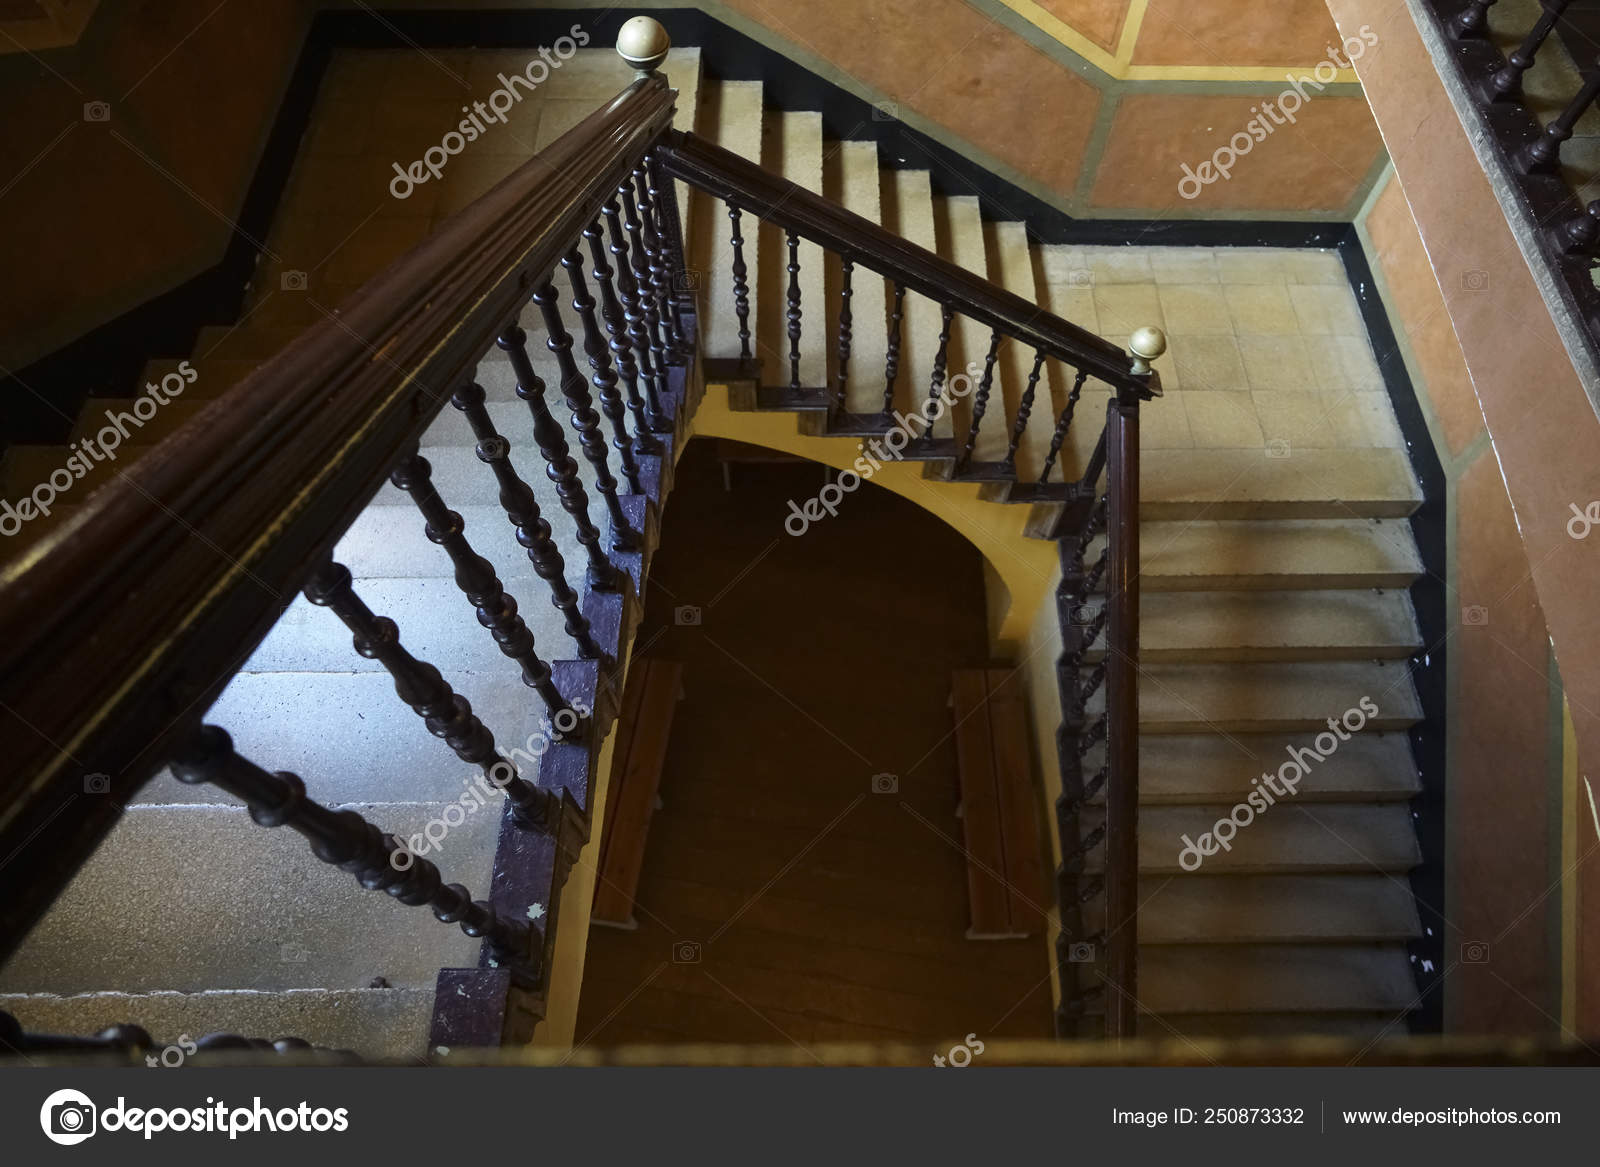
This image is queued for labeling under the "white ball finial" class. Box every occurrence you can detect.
[1128,325,1167,375]
[617,16,670,75]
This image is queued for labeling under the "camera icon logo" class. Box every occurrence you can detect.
[1462,605,1489,627]
[1265,438,1292,459]
[83,101,110,122]
[1067,941,1097,963]
[1461,941,1490,964]
[1070,602,1099,628]
[40,1088,97,1145]
[674,269,702,292]
[871,772,898,795]
[672,940,702,963]
[1461,270,1490,292]
[674,605,702,627]
[83,772,111,794]
[279,941,310,963]
[1067,269,1093,288]
[871,100,900,122]
[281,270,309,292]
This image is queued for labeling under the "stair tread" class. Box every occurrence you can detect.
[831,139,890,417]
[1133,518,1424,589]
[1108,589,1421,662]
[1136,944,1418,1014]
[758,110,826,390]
[1122,732,1420,802]
[984,219,1055,476]
[1133,875,1422,942]
[1140,448,1422,518]
[695,80,764,365]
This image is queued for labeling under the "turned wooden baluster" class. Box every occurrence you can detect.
[1560,197,1600,254]
[1527,61,1600,171]
[922,303,955,426]
[171,725,539,977]
[1039,367,1091,483]
[451,382,605,662]
[603,196,671,433]
[1003,349,1048,473]
[631,167,684,361]
[498,323,622,591]
[646,150,694,331]
[620,181,676,416]
[1489,0,1572,100]
[727,200,753,362]
[535,276,640,553]
[563,244,644,495]
[785,230,805,390]
[957,330,1003,471]
[305,558,569,821]
[832,256,854,415]
[1456,0,1500,37]
[881,282,906,419]
[585,219,662,456]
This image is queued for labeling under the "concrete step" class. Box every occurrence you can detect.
[880,169,941,425]
[139,357,264,399]
[1087,660,1422,732]
[0,987,434,1061]
[1107,588,1422,662]
[1133,876,1422,942]
[0,803,497,996]
[1140,448,1422,519]
[758,110,826,389]
[193,324,311,360]
[693,79,764,366]
[68,395,212,446]
[1137,944,1418,1015]
[985,219,1056,477]
[932,194,988,445]
[827,139,890,417]
[135,668,557,809]
[1082,804,1422,874]
[1130,519,1424,591]
[1125,732,1420,803]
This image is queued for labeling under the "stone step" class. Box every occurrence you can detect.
[0,987,434,1062]
[1129,518,1424,591]
[693,79,764,367]
[68,395,212,446]
[0,803,497,996]
[1123,732,1420,803]
[1095,588,1422,662]
[758,109,826,390]
[1136,944,1418,1015]
[1086,660,1422,732]
[138,357,264,399]
[985,219,1056,477]
[828,139,891,417]
[1140,448,1422,519]
[1082,804,1422,874]
[880,169,941,427]
[1132,876,1422,942]
[932,194,989,446]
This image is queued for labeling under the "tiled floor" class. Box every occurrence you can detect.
[1039,244,1405,457]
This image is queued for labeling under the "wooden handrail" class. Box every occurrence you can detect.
[654,129,1161,397]
[0,72,678,959]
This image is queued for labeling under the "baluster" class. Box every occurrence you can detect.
[1488,0,1572,101]
[957,330,1003,471]
[620,181,676,420]
[305,559,567,824]
[497,323,622,591]
[832,256,854,415]
[535,277,639,554]
[171,725,539,977]
[786,231,803,390]
[1456,0,1499,37]
[604,197,671,433]
[646,151,694,327]
[1003,349,1047,473]
[451,382,606,662]
[922,303,955,426]
[632,167,684,361]
[881,282,906,419]
[1526,64,1600,171]
[1560,197,1600,254]
[584,219,662,456]
[1039,368,1090,483]
[563,244,644,495]
[727,201,753,362]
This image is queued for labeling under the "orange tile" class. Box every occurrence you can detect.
[1089,93,1381,212]
[1035,0,1132,53]
[1133,0,1347,67]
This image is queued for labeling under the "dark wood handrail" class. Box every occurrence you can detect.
[0,73,678,959]
[654,129,1159,396]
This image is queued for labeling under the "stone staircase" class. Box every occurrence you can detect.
[0,46,1429,1051]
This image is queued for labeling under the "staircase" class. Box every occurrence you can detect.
[0,27,1431,1055]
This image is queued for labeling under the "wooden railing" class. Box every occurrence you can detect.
[0,16,1158,1049]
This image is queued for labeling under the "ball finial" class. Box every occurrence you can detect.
[617,16,670,75]
[1128,325,1167,374]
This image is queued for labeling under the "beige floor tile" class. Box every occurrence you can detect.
[320,52,396,104]
[384,52,475,103]
[1093,284,1163,334]
[433,154,524,215]
[1044,284,1098,332]
[321,216,434,285]
[1159,284,1234,334]
[1215,249,1289,284]
[1289,284,1364,335]
[1148,248,1220,284]
[1167,334,1245,393]
[1283,249,1347,285]
[1182,391,1264,448]
[1304,335,1387,392]
[1252,391,1340,448]
[1237,334,1316,391]
[1322,392,1406,448]
[534,98,599,150]
[1142,390,1195,449]
[1084,247,1153,284]
[1225,284,1299,335]
[1038,245,1090,286]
